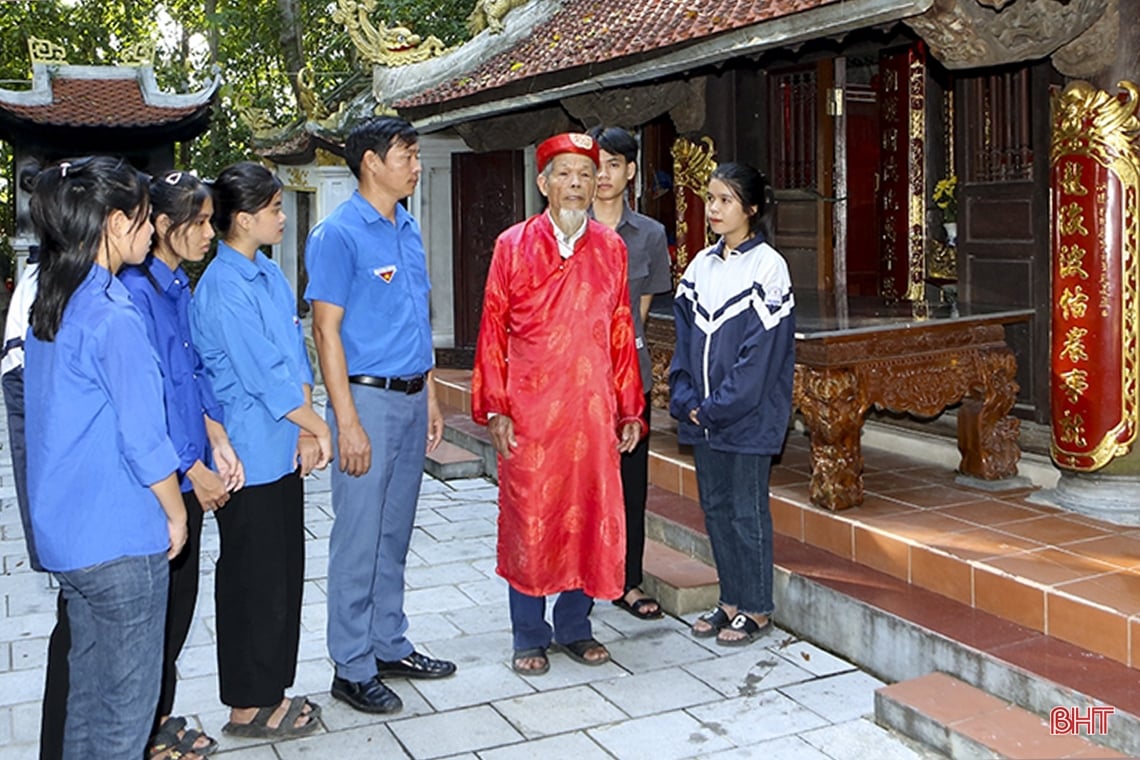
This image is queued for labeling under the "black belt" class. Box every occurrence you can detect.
[348,374,426,394]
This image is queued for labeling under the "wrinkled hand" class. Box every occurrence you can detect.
[167,517,188,560]
[338,421,372,477]
[488,415,517,459]
[212,439,245,493]
[187,460,230,511]
[617,421,642,453]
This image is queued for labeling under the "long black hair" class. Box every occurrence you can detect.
[709,162,773,239]
[211,161,282,237]
[29,156,149,341]
[137,170,212,293]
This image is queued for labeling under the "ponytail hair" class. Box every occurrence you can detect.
[211,162,282,237]
[136,170,212,293]
[29,156,149,341]
[709,162,772,238]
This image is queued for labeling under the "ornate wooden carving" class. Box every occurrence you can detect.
[1049,80,1140,471]
[670,136,717,276]
[905,0,1111,70]
[792,318,1025,510]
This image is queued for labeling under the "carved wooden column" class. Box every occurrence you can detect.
[670,137,716,278]
[1046,80,1140,523]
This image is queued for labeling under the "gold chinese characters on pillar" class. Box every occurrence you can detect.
[1050,81,1140,470]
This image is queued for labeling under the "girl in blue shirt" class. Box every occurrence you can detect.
[121,171,247,758]
[190,162,331,739]
[25,156,186,758]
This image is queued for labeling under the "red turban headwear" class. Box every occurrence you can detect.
[535,133,600,173]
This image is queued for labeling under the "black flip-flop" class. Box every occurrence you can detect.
[690,607,732,638]
[716,613,772,647]
[557,638,611,666]
[613,594,664,620]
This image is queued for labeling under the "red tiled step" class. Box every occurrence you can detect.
[876,672,1126,759]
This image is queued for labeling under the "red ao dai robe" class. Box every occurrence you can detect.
[472,214,645,600]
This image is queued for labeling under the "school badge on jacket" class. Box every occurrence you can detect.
[374,265,397,283]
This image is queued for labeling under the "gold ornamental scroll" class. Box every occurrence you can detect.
[670,136,717,280]
[1050,80,1140,471]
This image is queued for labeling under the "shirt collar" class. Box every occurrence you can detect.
[350,190,414,229]
[145,255,186,293]
[712,233,765,258]
[216,240,263,281]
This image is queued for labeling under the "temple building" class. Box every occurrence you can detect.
[0,37,220,270]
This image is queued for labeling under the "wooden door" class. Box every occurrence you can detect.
[956,63,1054,421]
[451,150,525,349]
[768,61,835,294]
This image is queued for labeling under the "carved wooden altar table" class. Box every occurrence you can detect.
[792,296,1034,511]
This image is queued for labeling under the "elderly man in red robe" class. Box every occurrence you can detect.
[472,132,646,675]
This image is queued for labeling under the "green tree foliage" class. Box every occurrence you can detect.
[0,0,473,259]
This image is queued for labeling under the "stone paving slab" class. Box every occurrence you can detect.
[0,402,938,760]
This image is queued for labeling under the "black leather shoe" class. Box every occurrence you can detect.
[376,650,457,680]
[330,675,402,714]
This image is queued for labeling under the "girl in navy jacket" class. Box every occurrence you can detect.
[670,162,795,646]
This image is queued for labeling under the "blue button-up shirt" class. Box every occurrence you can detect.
[121,257,224,493]
[190,242,313,486]
[26,266,179,572]
[304,192,433,377]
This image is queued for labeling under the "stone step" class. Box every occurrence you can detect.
[778,536,1140,759]
[440,410,498,482]
[424,439,484,481]
[641,538,719,616]
[875,672,1126,759]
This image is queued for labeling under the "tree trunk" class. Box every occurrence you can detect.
[277,0,306,108]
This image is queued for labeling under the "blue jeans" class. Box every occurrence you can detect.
[327,384,426,681]
[508,586,594,651]
[692,445,775,616]
[57,552,168,759]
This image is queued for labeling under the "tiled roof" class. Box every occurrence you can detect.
[396,0,838,108]
[0,76,203,128]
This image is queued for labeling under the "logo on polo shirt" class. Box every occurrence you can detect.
[373,265,397,283]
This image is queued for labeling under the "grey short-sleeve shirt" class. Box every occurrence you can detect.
[614,206,673,390]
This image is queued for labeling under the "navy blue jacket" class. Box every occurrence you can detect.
[669,236,795,455]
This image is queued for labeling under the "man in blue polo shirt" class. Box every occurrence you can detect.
[306,117,455,714]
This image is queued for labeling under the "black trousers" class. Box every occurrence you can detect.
[619,392,652,594]
[159,491,203,717]
[39,490,206,757]
[40,592,68,760]
[214,471,305,708]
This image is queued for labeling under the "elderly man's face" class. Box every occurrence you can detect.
[537,153,597,215]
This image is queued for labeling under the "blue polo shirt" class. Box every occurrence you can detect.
[304,192,433,377]
[190,242,313,486]
[25,266,179,572]
[121,257,225,493]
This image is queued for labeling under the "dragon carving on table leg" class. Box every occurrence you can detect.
[793,366,869,510]
[958,348,1021,479]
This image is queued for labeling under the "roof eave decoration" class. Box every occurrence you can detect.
[0,63,221,110]
[332,0,450,67]
[370,0,562,112]
[467,0,530,35]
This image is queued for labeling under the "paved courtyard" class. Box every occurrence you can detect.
[0,405,937,759]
